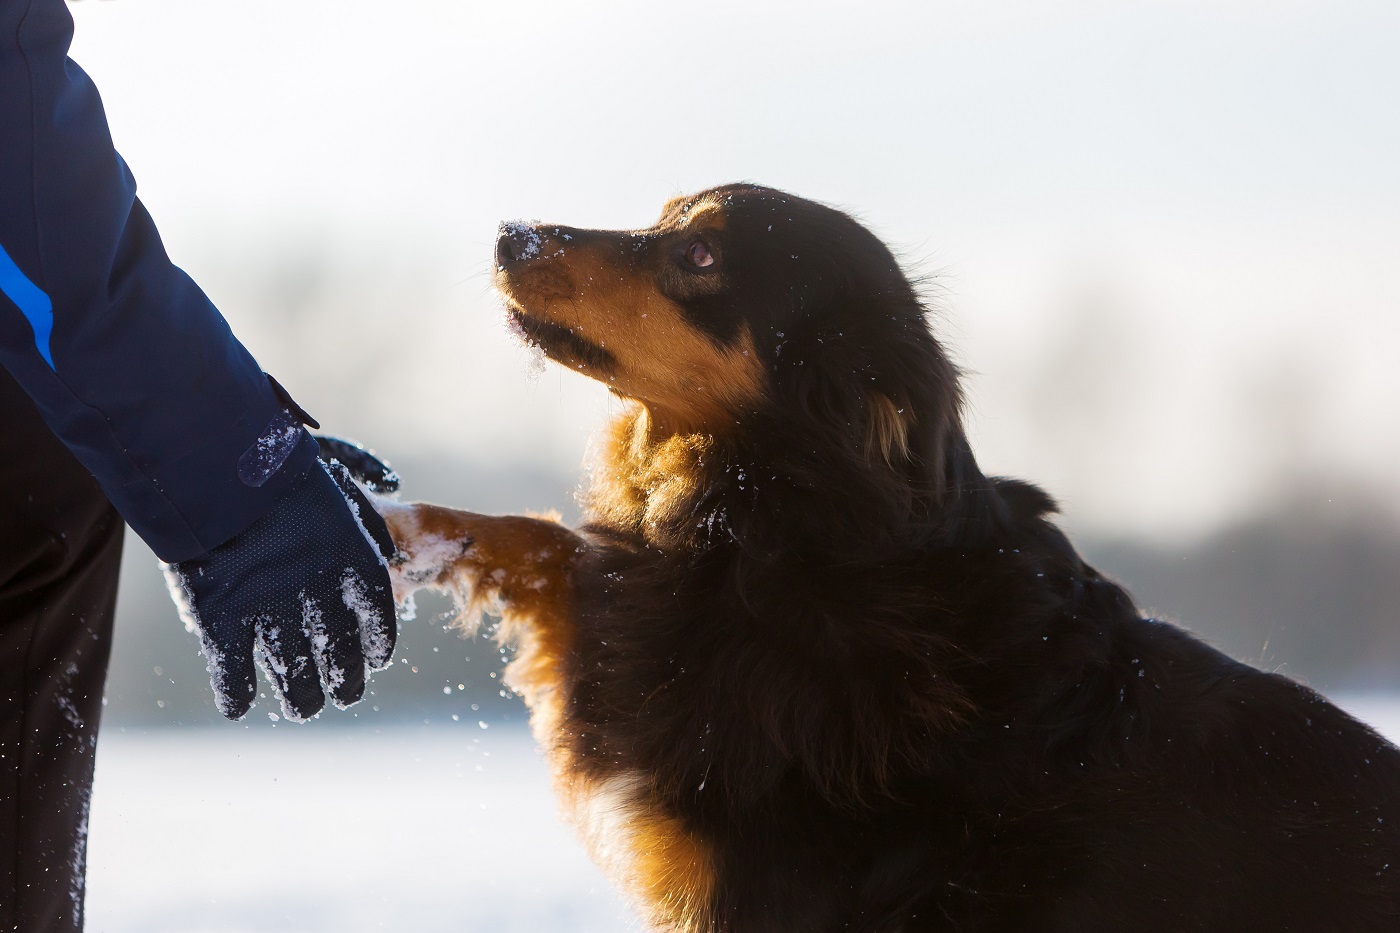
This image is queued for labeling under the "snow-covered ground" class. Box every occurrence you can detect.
[85,725,638,932]
[86,697,1400,932]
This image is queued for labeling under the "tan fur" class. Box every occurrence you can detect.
[656,192,729,231]
[382,500,715,931]
[566,771,715,933]
[497,202,762,434]
[377,194,781,929]
[380,506,580,727]
[866,392,911,467]
[585,405,715,545]
[502,274,762,432]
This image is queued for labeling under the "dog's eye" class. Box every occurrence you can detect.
[685,240,716,268]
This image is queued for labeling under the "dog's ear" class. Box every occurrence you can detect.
[864,358,963,503]
[864,392,912,469]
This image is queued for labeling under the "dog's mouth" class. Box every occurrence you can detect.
[506,305,618,377]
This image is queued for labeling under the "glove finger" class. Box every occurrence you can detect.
[305,594,367,709]
[164,562,258,720]
[202,617,258,721]
[205,624,257,720]
[341,565,398,674]
[313,436,400,493]
[254,613,326,722]
[324,460,398,564]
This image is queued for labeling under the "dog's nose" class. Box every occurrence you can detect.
[496,222,543,269]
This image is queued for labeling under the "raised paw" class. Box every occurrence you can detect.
[366,498,585,623]
[369,498,475,603]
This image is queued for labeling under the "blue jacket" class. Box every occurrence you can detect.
[0,0,319,562]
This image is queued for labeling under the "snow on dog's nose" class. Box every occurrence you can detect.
[495,221,543,269]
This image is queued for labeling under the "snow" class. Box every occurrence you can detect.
[159,562,201,637]
[83,699,1400,930]
[522,343,549,381]
[252,621,308,724]
[71,786,94,920]
[85,726,638,932]
[499,220,542,262]
[303,597,344,697]
[499,304,550,381]
[162,562,248,720]
[332,461,395,576]
[237,411,304,488]
[340,570,393,673]
[368,494,472,605]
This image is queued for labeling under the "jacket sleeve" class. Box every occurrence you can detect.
[0,0,321,563]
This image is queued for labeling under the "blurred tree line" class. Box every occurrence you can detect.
[1081,490,1400,692]
[103,462,1400,729]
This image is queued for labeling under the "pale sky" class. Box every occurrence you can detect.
[67,0,1400,541]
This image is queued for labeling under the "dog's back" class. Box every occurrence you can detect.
[566,468,1400,931]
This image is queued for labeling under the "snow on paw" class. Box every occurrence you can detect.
[368,496,477,603]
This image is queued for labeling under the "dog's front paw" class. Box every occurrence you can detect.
[391,533,474,588]
[368,497,474,604]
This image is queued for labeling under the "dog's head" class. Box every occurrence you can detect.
[495,184,970,513]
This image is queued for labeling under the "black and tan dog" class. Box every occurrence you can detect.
[379,185,1400,932]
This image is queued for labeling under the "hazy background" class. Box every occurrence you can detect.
[55,0,1400,926]
[66,0,1400,720]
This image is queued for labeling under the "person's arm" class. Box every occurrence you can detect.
[0,0,397,721]
[0,0,318,562]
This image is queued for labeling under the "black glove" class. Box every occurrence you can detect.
[313,435,400,493]
[163,457,397,721]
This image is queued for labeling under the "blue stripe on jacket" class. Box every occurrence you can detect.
[0,242,55,368]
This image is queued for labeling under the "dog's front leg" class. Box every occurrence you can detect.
[372,499,586,712]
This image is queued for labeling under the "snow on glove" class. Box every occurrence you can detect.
[163,458,398,721]
[313,435,400,493]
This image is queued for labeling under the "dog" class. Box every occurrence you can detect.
[376,184,1400,931]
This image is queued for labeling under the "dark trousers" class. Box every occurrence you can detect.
[0,366,121,932]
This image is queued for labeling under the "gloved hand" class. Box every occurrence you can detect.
[163,455,398,721]
[313,435,400,493]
